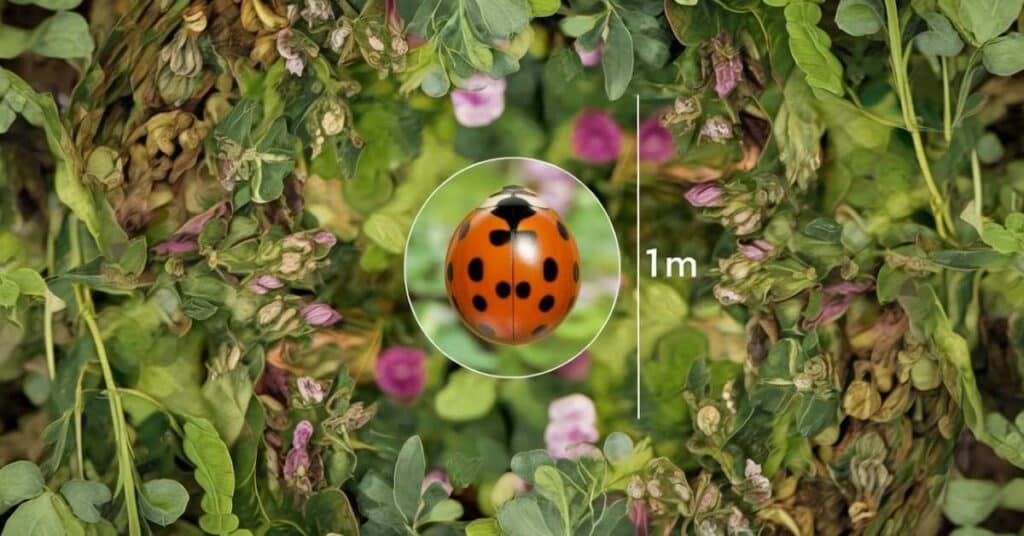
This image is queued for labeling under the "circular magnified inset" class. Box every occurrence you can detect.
[405,157,620,378]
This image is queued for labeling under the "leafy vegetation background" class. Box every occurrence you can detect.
[0,0,1023,535]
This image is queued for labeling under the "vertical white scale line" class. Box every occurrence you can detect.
[635,94,641,420]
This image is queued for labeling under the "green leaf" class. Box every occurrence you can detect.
[59,480,111,524]
[835,0,883,36]
[138,479,188,527]
[785,2,844,95]
[305,489,361,535]
[983,32,1024,75]
[467,519,502,536]
[29,12,94,60]
[532,465,571,530]
[435,369,497,421]
[510,450,554,486]
[6,268,46,296]
[419,498,464,524]
[1,493,64,536]
[473,0,530,38]
[496,497,557,536]
[528,0,560,16]
[561,14,601,37]
[916,12,965,56]
[796,395,837,437]
[602,12,634,100]
[393,435,426,523]
[959,0,1023,44]
[0,461,45,514]
[0,25,32,59]
[943,478,1002,526]
[183,418,239,534]
[602,432,634,462]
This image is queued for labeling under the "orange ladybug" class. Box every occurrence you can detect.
[444,185,581,345]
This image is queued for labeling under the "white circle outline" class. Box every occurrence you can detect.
[403,156,623,380]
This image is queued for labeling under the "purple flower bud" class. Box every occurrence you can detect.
[422,469,454,496]
[249,274,284,295]
[313,230,337,248]
[451,74,507,127]
[574,40,603,67]
[638,115,675,164]
[802,280,874,330]
[556,352,591,382]
[712,35,743,98]
[153,237,198,255]
[700,115,733,142]
[739,239,774,261]
[297,377,325,403]
[277,29,305,77]
[283,448,309,478]
[572,109,623,164]
[629,500,650,536]
[684,182,725,207]
[545,394,599,460]
[375,346,426,401]
[153,202,230,255]
[292,420,314,449]
[301,303,343,327]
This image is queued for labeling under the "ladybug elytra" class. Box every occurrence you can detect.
[444,185,581,345]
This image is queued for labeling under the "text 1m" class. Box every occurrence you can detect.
[646,248,698,278]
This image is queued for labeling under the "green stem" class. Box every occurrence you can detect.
[44,202,59,381]
[69,218,142,536]
[942,57,952,145]
[884,0,956,242]
[971,149,983,224]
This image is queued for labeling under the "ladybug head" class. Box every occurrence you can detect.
[481,184,548,210]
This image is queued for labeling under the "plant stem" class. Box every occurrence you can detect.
[44,200,59,380]
[942,57,952,145]
[69,217,142,536]
[971,149,983,224]
[884,0,956,242]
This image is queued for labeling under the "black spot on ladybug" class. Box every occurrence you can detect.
[447,262,453,282]
[543,258,558,282]
[573,262,579,281]
[515,282,531,299]
[491,196,536,231]
[489,230,511,246]
[478,323,496,337]
[539,295,555,312]
[468,258,484,282]
[557,221,569,240]
[496,281,511,298]
[472,295,487,312]
[458,221,470,240]
[532,324,547,336]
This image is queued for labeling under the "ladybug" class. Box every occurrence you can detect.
[444,185,581,345]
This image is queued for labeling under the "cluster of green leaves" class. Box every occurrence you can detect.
[0,0,93,61]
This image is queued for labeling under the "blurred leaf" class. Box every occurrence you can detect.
[59,480,111,524]
[393,436,426,523]
[435,370,497,421]
[183,418,239,534]
[0,461,45,514]
[835,0,883,36]
[138,479,188,527]
[983,32,1024,75]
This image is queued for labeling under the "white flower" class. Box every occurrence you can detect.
[450,74,507,127]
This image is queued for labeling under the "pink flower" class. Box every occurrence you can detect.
[153,201,229,255]
[711,34,743,98]
[313,231,337,248]
[684,182,724,207]
[556,352,591,382]
[519,160,577,214]
[451,74,507,127]
[572,109,623,164]
[250,274,284,295]
[284,420,314,478]
[638,115,675,164]
[375,346,426,400]
[301,303,342,327]
[739,239,774,261]
[574,40,603,67]
[544,394,599,460]
[629,500,649,536]
[422,469,454,496]
[277,29,305,76]
[297,377,325,403]
[700,115,733,142]
[802,280,874,330]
